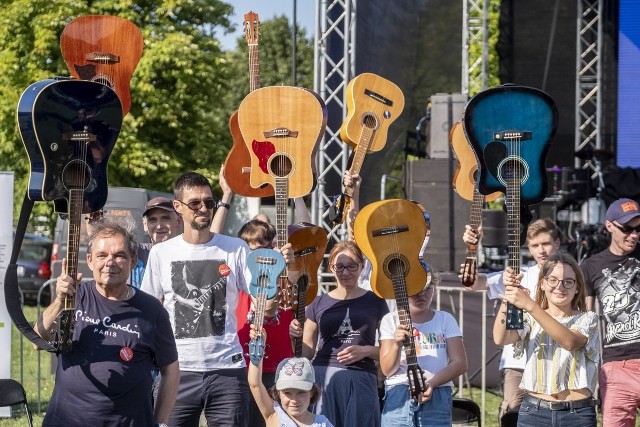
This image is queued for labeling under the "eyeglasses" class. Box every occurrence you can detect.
[176,199,217,211]
[611,222,640,234]
[331,263,360,273]
[545,277,577,290]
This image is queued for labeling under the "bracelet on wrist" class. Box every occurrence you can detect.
[217,201,231,209]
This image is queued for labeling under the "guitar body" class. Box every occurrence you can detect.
[288,222,328,307]
[463,85,558,205]
[61,15,143,116]
[450,121,501,202]
[224,112,274,197]
[237,86,327,198]
[340,73,405,151]
[247,248,286,300]
[17,79,123,214]
[354,199,427,300]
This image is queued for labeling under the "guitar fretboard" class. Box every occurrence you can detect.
[344,118,376,198]
[391,272,420,368]
[248,44,260,92]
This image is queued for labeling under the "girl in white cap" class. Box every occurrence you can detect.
[248,326,334,427]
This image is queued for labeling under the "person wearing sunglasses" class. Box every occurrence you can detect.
[141,171,293,427]
[494,251,600,427]
[581,197,640,426]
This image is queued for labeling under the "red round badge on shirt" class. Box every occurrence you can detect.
[219,263,231,276]
[120,346,133,362]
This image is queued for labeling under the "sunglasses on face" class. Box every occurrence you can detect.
[611,222,640,234]
[176,199,217,211]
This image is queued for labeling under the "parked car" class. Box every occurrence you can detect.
[17,233,53,305]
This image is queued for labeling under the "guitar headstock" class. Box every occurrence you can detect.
[406,364,427,400]
[244,12,260,45]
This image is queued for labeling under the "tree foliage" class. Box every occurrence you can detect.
[0,2,313,233]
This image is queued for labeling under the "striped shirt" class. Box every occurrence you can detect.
[515,310,600,395]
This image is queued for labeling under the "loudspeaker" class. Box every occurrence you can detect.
[428,93,467,159]
[482,209,508,247]
[405,158,470,272]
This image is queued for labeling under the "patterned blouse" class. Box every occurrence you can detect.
[515,310,600,395]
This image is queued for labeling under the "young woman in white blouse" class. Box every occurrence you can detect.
[493,251,600,427]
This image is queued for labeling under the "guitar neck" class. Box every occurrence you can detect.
[467,188,485,257]
[391,274,420,367]
[64,189,84,310]
[248,44,260,92]
[275,177,289,257]
[252,291,268,333]
[293,275,309,357]
[344,127,375,198]
[505,174,523,329]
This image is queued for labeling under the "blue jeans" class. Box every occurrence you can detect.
[517,399,597,427]
[381,384,452,426]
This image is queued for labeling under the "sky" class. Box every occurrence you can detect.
[217,0,316,51]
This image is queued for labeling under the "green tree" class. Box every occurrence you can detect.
[0,2,313,234]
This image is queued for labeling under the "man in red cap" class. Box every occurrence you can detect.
[130,197,182,289]
[581,197,640,427]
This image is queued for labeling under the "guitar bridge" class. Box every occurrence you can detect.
[372,225,409,237]
[263,128,299,138]
[493,131,532,141]
[86,52,120,63]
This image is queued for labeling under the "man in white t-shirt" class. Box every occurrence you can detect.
[462,218,560,422]
[141,172,291,427]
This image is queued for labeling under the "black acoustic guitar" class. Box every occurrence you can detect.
[17,78,122,351]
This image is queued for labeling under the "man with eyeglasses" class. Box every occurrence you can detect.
[581,197,640,427]
[141,171,292,427]
[462,217,561,423]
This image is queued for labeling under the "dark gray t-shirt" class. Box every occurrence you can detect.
[43,282,177,426]
[306,291,388,373]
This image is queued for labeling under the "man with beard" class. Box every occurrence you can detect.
[141,171,291,427]
[581,198,640,427]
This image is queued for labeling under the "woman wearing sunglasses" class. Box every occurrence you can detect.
[493,251,600,427]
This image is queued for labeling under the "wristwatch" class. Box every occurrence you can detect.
[153,423,168,427]
[217,201,231,209]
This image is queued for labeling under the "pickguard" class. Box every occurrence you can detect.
[252,140,276,174]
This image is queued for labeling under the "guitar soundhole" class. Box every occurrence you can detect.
[62,159,91,191]
[92,74,115,88]
[268,153,293,178]
[498,156,529,186]
[384,256,408,278]
[362,113,379,130]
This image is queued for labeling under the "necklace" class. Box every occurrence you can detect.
[124,286,131,300]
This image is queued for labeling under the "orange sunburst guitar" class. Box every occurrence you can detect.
[450,121,501,287]
[328,73,405,225]
[287,222,328,356]
[237,86,327,198]
[354,199,428,400]
[223,12,273,197]
[61,15,143,116]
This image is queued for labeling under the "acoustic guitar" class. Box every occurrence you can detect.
[223,12,274,198]
[61,15,143,116]
[237,86,327,198]
[354,199,428,399]
[329,73,405,225]
[247,248,286,365]
[463,84,558,329]
[17,79,123,351]
[450,121,501,287]
[287,222,328,356]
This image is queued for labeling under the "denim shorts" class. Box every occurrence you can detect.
[517,398,597,427]
[381,384,452,426]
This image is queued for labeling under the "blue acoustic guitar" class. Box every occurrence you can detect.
[17,78,122,351]
[463,84,558,330]
[247,248,286,366]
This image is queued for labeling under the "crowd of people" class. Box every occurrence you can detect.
[32,164,640,426]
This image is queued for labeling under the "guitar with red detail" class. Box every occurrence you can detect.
[60,15,143,116]
[223,12,274,197]
[237,86,327,198]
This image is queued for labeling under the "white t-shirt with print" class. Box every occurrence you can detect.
[379,310,463,388]
[141,233,251,371]
[486,264,540,370]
